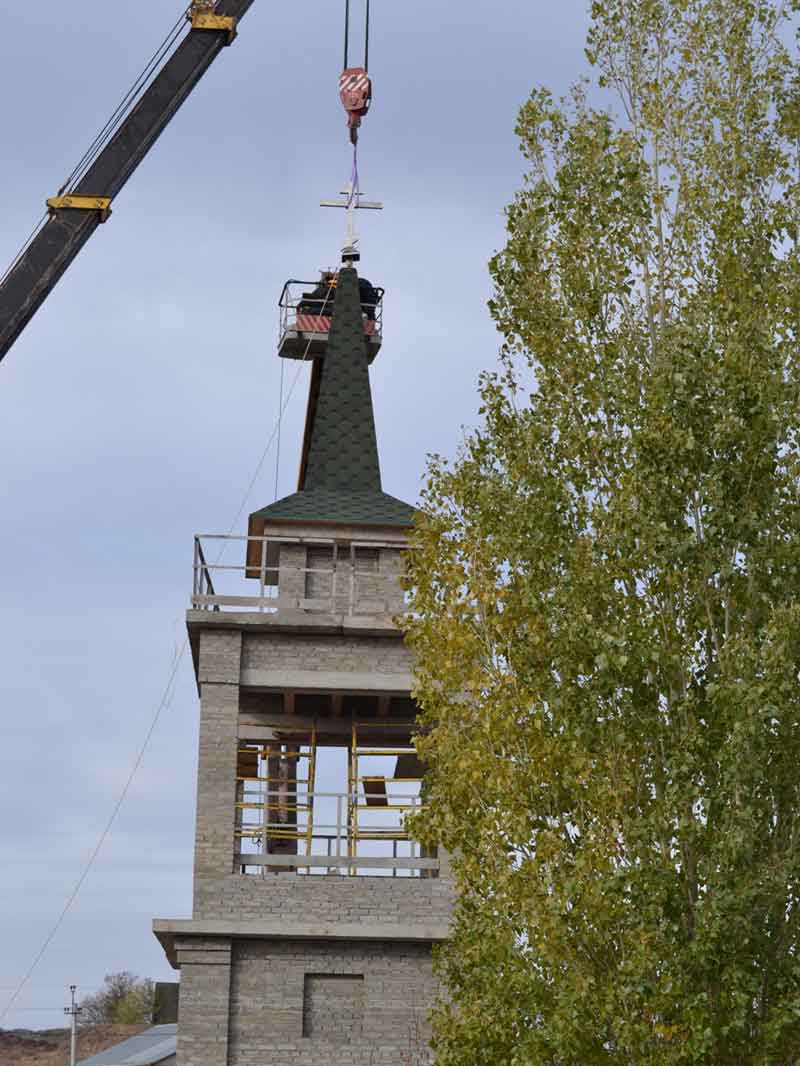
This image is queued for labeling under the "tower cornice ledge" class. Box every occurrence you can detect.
[186,609,404,636]
[186,610,407,685]
[153,917,450,968]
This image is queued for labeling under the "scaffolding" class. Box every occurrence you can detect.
[234,719,429,876]
[235,726,317,868]
[347,721,423,874]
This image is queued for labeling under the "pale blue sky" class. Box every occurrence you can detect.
[0,0,588,1029]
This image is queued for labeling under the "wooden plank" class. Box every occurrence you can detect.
[192,594,273,607]
[362,776,388,807]
[239,723,414,746]
[395,752,425,779]
[234,853,439,870]
[237,748,259,778]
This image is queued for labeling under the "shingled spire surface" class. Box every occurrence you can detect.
[249,267,414,528]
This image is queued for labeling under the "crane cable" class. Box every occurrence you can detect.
[0,5,191,293]
[339,0,372,148]
[2,0,360,1015]
[60,9,189,195]
[0,283,340,1027]
[343,0,370,71]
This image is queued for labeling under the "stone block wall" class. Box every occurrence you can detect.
[278,544,307,603]
[175,938,233,1066]
[274,541,406,617]
[191,626,417,903]
[192,633,241,890]
[240,631,412,680]
[193,870,455,925]
[227,939,436,1066]
[177,609,452,1066]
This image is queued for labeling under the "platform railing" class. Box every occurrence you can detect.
[191,534,404,617]
[278,278,384,345]
[234,789,436,878]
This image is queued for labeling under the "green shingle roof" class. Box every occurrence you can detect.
[250,266,415,529]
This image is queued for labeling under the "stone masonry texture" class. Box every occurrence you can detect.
[193,870,454,925]
[175,938,232,1066]
[169,528,452,1065]
[303,974,365,1041]
[240,632,412,678]
[228,939,435,1066]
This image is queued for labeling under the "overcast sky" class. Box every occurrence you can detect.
[0,0,588,1030]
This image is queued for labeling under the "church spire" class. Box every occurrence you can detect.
[248,264,414,532]
[302,266,382,493]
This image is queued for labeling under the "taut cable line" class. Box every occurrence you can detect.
[0,282,337,1026]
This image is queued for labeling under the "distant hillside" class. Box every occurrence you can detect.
[0,1024,147,1065]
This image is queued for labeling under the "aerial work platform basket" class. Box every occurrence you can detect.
[278,278,383,362]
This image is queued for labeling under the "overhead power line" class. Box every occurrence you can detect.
[0,282,336,1026]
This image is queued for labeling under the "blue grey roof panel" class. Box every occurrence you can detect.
[77,1025,177,1066]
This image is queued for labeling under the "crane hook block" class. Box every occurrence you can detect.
[339,68,372,145]
[47,196,113,223]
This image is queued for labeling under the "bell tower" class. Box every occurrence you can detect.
[154,264,452,1065]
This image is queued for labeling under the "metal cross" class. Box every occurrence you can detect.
[320,183,383,260]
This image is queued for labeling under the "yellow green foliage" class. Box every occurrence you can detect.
[405,2,800,1062]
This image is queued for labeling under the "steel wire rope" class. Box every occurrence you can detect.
[274,357,285,501]
[0,7,189,298]
[343,0,369,69]
[61,9,189,193]
[0,644,185,1027]
[217,279,338,543]
[344,0,350,68]
[364,0,370,71]
[0,277,340,1025]
[0,212,49,289]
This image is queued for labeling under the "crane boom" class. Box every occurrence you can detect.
[0,0,258,363]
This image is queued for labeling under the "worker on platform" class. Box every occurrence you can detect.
[358,277,379,321]
[299,271,337,316]
[298,271,379,321]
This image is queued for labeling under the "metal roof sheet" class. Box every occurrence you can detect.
[77,1025,177,1066]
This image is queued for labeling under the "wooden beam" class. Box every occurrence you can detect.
[362,776,388,807]
[235,853,439,870]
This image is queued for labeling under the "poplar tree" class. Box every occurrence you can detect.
[405,2,800,1062]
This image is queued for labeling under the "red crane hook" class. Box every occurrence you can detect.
[339,68,372,145]
[340,0,371,145]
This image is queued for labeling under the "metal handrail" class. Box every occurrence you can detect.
[235,788,430,878]
[195,537,220,613]
[191,533,408,616]
[277,278,385,309]
[277,278,384,346]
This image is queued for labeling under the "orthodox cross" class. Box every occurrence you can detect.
[320,183,383,260]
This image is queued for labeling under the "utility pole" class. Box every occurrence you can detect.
[64,985,82,1066]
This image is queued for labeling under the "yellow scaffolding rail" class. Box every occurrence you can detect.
[347,721,423,874]
[234,725,317,858]
[234,721,423,872]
